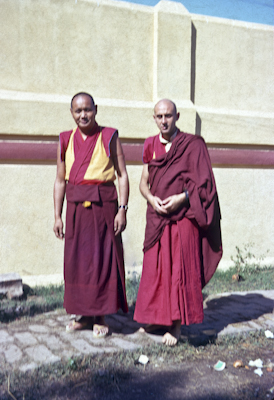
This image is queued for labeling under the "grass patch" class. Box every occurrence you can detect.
[203,265,274,296]
[125,275,140,307]
[0,284,64,323]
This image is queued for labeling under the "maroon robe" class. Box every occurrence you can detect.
[59,125,128,316]
[134,131,222,326]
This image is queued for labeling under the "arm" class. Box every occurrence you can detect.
[139,164,168,215]
[110,135,129,236]
[53,142,66,239]
[139,164,188,215]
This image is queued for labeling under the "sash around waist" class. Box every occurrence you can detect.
[66,182,117,203]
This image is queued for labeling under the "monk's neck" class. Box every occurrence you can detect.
[77,124,99,140]
[161,128,178,142]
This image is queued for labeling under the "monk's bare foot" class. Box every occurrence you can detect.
[162,320,181,346]
[139,324,163,334]
[66,316,93,332]
[93,316,109,338]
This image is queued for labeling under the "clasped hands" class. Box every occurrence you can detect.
[148,193,187,215]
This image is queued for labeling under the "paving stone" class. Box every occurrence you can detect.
[261,320,274,329]
[25,345,61,364]
[77,330,107,344]
[110,337,140,350]
[44,319,59,327]
[28,325,50,333]
[57,315,70,322]
[263,313,274,321]
[19,362,37,372]
[144,333,163,344]
[219,324,251,336]
[14,332,37,346]
[231,322,255,330]
[247,321,264,330]
[126,331,143,340]
[0,330,14,344]
[69,339,104,354]
[36,334,67,350]
[3,344,23,363]
[59,331,76,342]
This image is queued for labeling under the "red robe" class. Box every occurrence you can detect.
[59,125,128,316]
[134,131,222,326]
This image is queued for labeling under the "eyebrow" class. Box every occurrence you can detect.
[156,113,173,117]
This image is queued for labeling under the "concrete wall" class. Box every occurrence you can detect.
[0,0,273,285]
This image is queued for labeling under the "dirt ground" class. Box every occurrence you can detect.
[1,339,274,400]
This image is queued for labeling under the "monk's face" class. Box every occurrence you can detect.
[153,100,179,140]
[70,95,97,133]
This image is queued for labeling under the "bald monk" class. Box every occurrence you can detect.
[53,92,129,336]
[134,99,222,346]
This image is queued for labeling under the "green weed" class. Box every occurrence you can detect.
[230,242,270,274]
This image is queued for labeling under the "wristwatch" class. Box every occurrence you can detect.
[119,205,128,211]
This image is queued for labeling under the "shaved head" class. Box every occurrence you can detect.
[71,92,95,109]
[153,99,179,139]
[154,99,177,116]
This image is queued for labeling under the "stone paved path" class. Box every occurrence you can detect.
[1,290,274,372]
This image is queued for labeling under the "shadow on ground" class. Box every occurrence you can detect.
[106,293,274,348]
[1,363,271,400]
[181,293,274,346]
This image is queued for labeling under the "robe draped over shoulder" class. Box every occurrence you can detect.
[143,131,222,287]
[134,131,222,326]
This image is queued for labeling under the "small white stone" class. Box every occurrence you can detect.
[138,354,149,365]
[254,368,263,377]
[265,330,274,339]
[249,359,263,368]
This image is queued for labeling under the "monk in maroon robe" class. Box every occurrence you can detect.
[53,92,129,336]
[134,99,222,346]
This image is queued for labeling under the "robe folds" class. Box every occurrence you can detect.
[59,125,128,316]
[134,131,222,326]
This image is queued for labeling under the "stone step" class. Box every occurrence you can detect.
[0,273,23,299]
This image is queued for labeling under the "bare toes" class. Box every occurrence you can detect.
[162,332,177,346]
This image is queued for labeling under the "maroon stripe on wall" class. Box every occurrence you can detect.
[0,142,57,161]
[208,148,274,167]
[0,140,274,167]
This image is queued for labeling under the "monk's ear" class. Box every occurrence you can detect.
[94,105,98,115]
[176,112,180,121]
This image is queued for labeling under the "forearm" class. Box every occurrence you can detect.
[139,180,153,204]
[54,180,66,220]
[117,172,129,206]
